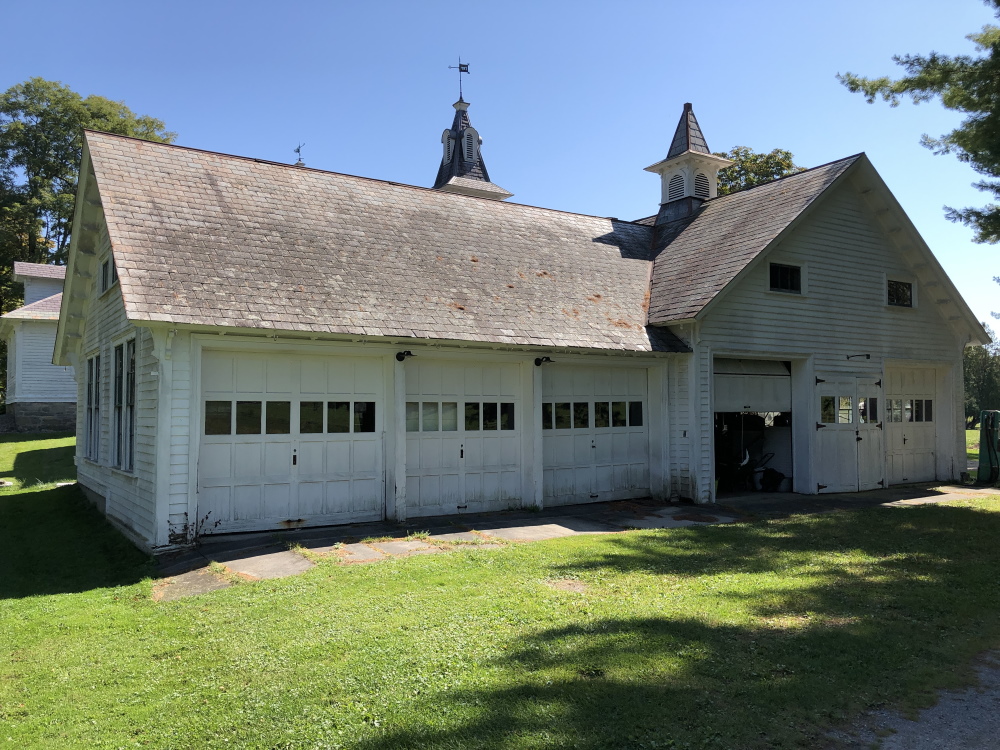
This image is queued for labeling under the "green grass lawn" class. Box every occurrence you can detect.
[3,438,1000,748]
[968,428,981,468]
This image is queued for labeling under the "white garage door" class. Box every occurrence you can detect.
[198,351,385,533]
[885,367,937,484]
[405,361,521,516]
[542,366,649,506]
[713,358,791,412]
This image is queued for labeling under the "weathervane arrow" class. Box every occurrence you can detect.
[448,57,470,99]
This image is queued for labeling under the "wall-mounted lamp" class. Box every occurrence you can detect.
[534,356,553,367]
[846,354,871,360]
[395,351,414,362]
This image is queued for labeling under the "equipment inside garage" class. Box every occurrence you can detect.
[713,359,793,494]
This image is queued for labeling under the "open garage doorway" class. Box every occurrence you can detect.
[713,359,793,495]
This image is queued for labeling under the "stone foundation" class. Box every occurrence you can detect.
[8,401,76,432]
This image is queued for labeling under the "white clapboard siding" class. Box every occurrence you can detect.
[22,277,63,306]
[167,332,193,537]
[75,232,158,547]
[9,322,76,402]
[699,182,958,368]
[667,355,692,498]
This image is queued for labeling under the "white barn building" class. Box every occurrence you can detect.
[55,102,989,552]
[1,263,76,431]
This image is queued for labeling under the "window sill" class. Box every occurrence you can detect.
[766,288,807,298]
[97,280,120,300]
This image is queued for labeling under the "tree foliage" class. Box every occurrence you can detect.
[965,322,1000,427]
[838,1,1000,244]
[0,78,174,311]
[712,146,805,196]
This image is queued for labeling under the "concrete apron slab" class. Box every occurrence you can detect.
[216,550,315,581]
[153,568,232,602]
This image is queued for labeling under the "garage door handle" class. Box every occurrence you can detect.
[903,436,908,445]
[293,450,297,466]
[460,446,464,458]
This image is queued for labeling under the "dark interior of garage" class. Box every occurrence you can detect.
[714,411,793,494]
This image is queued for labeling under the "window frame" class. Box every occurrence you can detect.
[85,352,102,461]
[768,262,804,295]
[886,277,916,308]
[99,256,119,295]
[112,338,136,471]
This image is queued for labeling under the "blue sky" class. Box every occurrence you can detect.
[5,0,997,326]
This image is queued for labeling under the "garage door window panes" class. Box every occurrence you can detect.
[406,402,460,432]
[859,398,878,424]
[205,400,376,434]
[300,402,323,433]
[266,401,291,434]
[236,401,262,434]
[463,402,515,431]
[205,401,232,435]
[887,398,933,422]
[820,395,854,424]
[543,401,643,429]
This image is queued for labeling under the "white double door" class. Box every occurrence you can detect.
[815,376,884,493]
[404,361,522,516]
[542,366,649,505]
[198,351,385,533]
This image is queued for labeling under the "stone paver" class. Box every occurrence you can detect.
[428,531,481,542]
[153,568,231,601]
[218,550,314,580]
[477,523,578,542]
[371,540,440,555]
[338,543,386,562]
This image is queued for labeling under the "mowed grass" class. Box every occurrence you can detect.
[2,438,1000,748]
[968,428,980,468]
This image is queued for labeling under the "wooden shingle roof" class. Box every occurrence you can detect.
[85,131,686,353]
[647,155,861,323]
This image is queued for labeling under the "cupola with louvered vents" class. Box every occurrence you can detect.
[432,98,512,201]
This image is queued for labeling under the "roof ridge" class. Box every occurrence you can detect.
[84,130,648,225]
[706,153,864,202]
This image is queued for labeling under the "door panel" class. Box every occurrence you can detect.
[815,376,884,493]
[885,368,937,484]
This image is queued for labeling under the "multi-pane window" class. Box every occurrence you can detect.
[887,398,933,423]
[100,258,118,293]
[887,280,913,307]
[769,263,801,294]
[542,401,644,429]
[407,401,514,432]
[819,395,854,424]
[85,354,101,460]
[113,340,136,470]
[204,400,377,435]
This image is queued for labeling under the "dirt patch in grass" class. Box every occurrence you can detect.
[546,578,588,593]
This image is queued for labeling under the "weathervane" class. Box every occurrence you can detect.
[448,57,470,100]
[294,142,305,166]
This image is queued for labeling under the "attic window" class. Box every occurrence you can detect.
[887,279,913,307]
[694,172,710,198]
[100,257,118,293]
[769,263,801,294]
[667,174,685,201]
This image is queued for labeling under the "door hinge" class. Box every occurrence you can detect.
[877,421,883,430]
[856,431,863,442]
[875,379,882,387]
[879,479,885,487]
[816,422,826,430]
[815,377,826,385]
[817,483,828,491]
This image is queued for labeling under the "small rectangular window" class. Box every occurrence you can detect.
[573,402,589,429]
[483,402,498,430]
[890,399,903,423]
[266,401,291,434]
[629,401,643,427]
[206,401,232,435]
[442,402,458,431]
[904,399,914,423]
[820,396,836,424]
[612,402,627,427]
[554,402,571,429]
[465,402,480,431]
[422,402,439,431]
[542,402,553,430]
[887,280,913,307]
[500,402,515,431]
[300,401,323,433]
[924,400,933,422]
[354,402,376,433]
[235,401,262,434]
[595,402,610,428]
[327,401,350,433]
[406,402,420,432]
[914,399,924,422]
[859,397,878,424]
[769,263,801,294]
[838,396,853,424]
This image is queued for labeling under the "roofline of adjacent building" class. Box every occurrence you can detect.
[82,130,653,227]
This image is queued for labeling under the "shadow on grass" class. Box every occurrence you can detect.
[353,505,1000,749]
[9,445,76,486]
[0,484,153,599]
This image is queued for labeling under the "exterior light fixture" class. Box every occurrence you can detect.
[534,356,553,367]
[846,354,871,360]
[396,351,414,362]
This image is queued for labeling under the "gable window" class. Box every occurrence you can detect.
[113,340,136,471]
[887,279,913,307]
[769,263,801,294]
[100,257,118,293]
[86,354,101,460]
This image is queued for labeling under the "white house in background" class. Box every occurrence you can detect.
[1,263,76,431]
[54,101,989,552]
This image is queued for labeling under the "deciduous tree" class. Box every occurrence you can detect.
[713,146,804,196]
